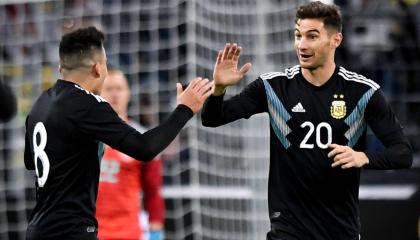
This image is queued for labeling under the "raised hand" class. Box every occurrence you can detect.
[177,77,214,113]
[213,43,252,96]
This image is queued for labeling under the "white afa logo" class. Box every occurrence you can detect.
[330,94,346,119]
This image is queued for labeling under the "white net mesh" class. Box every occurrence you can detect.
[0,0,304,239]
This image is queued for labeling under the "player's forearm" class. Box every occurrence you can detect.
[147,201,165,224]
[201,94,226,127]
[201,94,245,127]
[364,132,413,169]
[202,78,265,127]
[118,104,193,161]
[144,193,165,223]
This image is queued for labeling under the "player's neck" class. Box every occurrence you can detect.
[301,62,336,87]
[61,72,98,93]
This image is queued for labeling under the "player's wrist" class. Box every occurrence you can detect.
[363,152,369,166]
[358,151,369,167]
[213,85,227,96]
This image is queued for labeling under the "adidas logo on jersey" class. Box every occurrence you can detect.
[292,102,306,113]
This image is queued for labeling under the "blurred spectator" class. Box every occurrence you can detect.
[390,0,420,96]
[96,69,165,240]
[390,0,420,64]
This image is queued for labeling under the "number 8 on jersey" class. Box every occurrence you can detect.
[33,122,50,187]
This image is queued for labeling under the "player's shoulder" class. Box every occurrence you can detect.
[259,65,300,81]
[337,66,380,90]
[53,80,107,106]
[57,83,110,119]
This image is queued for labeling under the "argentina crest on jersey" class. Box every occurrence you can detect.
[330,94,346,119]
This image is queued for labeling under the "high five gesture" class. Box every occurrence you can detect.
[213,43,252,96]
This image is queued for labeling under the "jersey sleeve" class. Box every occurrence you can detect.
[141,158,165,224]
[201,78,267,127]
[364,89,413,169]
[73,94,193,161]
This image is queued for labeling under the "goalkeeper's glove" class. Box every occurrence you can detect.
[149,230,164,240]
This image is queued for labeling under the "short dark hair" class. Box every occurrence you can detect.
[295,1,342,33]
[59,26,105,70]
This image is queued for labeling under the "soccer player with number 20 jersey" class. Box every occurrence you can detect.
[201,2,413,240]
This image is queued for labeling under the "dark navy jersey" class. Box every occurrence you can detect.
[201,65,412,240]
[24,79,193,240]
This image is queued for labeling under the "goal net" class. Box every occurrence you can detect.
[0,0,305,239]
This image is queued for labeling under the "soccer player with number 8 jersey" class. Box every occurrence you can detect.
[201,2,413,240]
[24,26,213,239]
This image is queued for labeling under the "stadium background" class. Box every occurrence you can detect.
[0,0,419,239]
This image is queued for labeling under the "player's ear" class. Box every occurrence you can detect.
[332,32,343,49]
[91,63,101,78]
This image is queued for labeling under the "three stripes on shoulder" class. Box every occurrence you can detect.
[260,65,300,80]
[259,65,380,90]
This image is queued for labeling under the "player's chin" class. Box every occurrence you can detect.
[299,61,316,69]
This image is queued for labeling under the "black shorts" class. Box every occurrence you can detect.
[266,220,308,240]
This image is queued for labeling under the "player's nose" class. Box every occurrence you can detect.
[297,39,309,50]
